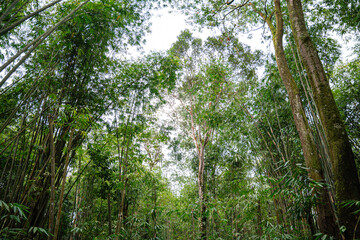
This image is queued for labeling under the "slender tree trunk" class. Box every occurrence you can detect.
[108,192,112,236]
[256,199,262,237]
[286,0,360,237]
[198,146,207,240]
[114,106,133,237]
[188,102,210,240]
[54,128,74,240]
[119,178,127,230]
[48,116,56,240]
[191,209,195,240]
[72,155,82,240]
[251,0,338,237]
[116,133,131,235]
[153,186,157,239]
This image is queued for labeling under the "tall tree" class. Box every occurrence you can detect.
[170,31,228,239]
[286,0,360,237]
[249,0,338,237]
[170,30,260,239]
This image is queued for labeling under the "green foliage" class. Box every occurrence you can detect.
[0,200,50,239]
[332,59,360,167]
[1,0,360,239]
[0,200,28,224]
[321,0,360,33]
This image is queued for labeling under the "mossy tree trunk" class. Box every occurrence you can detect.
[286,0,360,237]
[250,0,338,237]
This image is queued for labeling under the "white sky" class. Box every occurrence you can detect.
[142,7,356,63]
[144,9,187,52]
[142,8,270,56]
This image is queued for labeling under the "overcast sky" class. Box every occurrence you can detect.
[144,8,272,54]
[142,7,355,64]
[145,9,187,52]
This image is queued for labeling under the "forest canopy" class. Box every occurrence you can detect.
[0,0,360,239]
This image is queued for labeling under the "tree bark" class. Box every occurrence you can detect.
[286,0,360,237]
[198,145,207,240]
[48,116,56,240]
[188,102,209,240]
[251,0,338,237]
[108,192,112,236]
[54,128,74,240]
[256,199,262,237]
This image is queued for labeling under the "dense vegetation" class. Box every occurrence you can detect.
[0,0,359,239]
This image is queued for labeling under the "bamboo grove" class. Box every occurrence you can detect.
[0,0,359,239]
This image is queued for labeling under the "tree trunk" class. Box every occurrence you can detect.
[108,192,112,236]
[191,209,195,240]
[188,102,210,240]
[251,0,338,237]
[286,0,360,237]
[54,128,74,240]
[153,182,157,239]
[256,199,262,237]
[114,108,132,237]
[198,146,207,240]
[48,116,56,240]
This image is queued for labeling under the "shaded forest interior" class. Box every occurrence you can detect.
[1,0,360,239]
